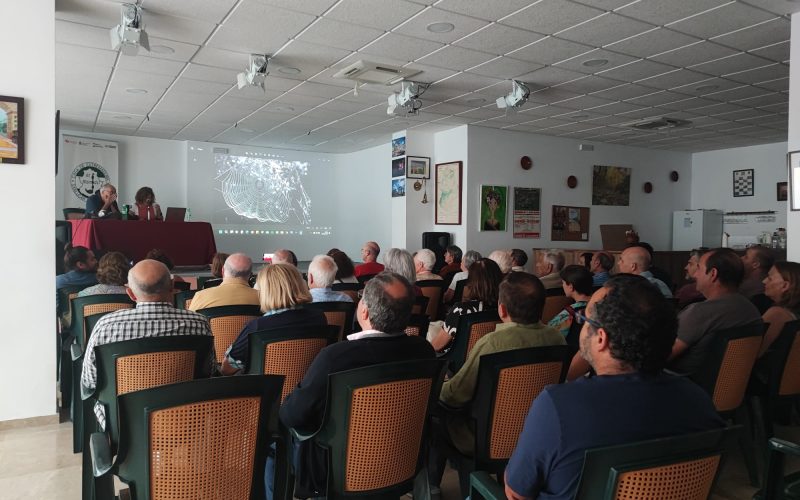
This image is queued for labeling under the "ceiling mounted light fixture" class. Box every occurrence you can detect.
[582,58,608,68]
[110,3,150,56]
[387,81,429,116]
[237,54,269,91]
[496,80,530,109]
[427,22,455,33]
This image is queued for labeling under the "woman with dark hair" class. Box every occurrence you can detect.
[210,252,229,279]
[548,265,593,336]
[429,258,503,352]
[327,249,358,283]
[145,248,186,285]
[78,251,129,296]
[57,244,99,290]
[129,186,163,221]
[759,261,800,356]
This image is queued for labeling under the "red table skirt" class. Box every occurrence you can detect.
[69,219,217,266]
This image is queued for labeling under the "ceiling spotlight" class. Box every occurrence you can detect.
[496,80,530,109]
[237,54,269,91]
[387,81,429,116]
[110,3,150,56]
[427,22,455,33]
[582,58,608,68]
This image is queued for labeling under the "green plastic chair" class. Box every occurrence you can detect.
[289,359,447,500]
[90,375,284,500]
[173,289,196,309]
[405,314,431,337]
[57,284,89,391]
[83,335,215,500]
[195,304,262,364]
[416,279,448,321]
[441,309,501,375]
[302,301,356,341]
[755,437,800,499]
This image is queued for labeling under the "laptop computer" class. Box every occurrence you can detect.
[164,207,187,222]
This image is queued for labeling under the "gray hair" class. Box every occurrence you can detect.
[273,249,297,266]
[100,183,116,194]
[543,249,566,272]
[361,272,414,333]
[415,248,436,271]
[463,250,482,268]
[127,261,172,297]
[488,249,512,273]
[383,248,416,283]
[308,254,337,287]
[223,253,253,279]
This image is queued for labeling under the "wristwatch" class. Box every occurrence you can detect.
[98,210,106,217]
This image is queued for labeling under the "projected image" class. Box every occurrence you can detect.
[215,154,311,224]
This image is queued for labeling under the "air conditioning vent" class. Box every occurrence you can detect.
[625,117,692,130]
[333,60,421,85]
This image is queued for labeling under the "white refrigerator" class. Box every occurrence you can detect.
[672,210,724,251]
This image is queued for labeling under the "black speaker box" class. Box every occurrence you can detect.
[422,232,450,273]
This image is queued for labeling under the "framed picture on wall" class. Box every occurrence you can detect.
[733,168,754,197]
[435,161,462,225]
[777,182,788,202]
[789,151,800,211]
[551,205,590,241]
[0,95,25,164]
[480,185,508,231]
[406,156,430,179]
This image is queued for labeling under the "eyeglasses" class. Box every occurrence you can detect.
[357,289,364,299]
[573,309,602,329]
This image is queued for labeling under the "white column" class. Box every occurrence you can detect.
[788,14,800,261]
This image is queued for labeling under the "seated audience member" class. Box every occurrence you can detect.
[740,244,774,298]
[384,248,423,296]
[590,251,614,287]
[548,265,593,337]
[668,248,762,374]
[759,261,800,356]
[128,186,162,221]
[535,249,565,289]
[579,252,593,270]
[272,248,298,267]
[489,249,513,274]
[636,242,674,292]
[510,249,529,272]
[437,272,565,455]
[307,255,353,303]
[444,250,481,302]
[504,275,724,500]
[414,248,443,281]
[57,244,99,291]
[78,251,129,297]
[80,259,214,422]
[354,241,384,277]
[144,248,186,285]
[675,248,708,309]
[189,253,259,311]
[618,246,672,298]
[439,245,463,279]
[278,272,435,498]
[221,263,326,375]
[327,249,358,283]
[85,183,120,219]
[201,251,229,289]
[429,258,503,353]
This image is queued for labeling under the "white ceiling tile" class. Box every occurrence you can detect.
[587,100,650,115]
[751,41,790,63]
[56,0,120,27]
[297,18,384,52]
[271,40,352,78]
[467,57,543,79]
[626,91,689,107]
[598,59,675,83]
[435,0,533,21]
[635,69,709,90]
[756,77,789,92]
[115,55,186,77]
[110,69,175,93]
[554,75,626,94]
[605,28,700,59]
[140,0,238,24]
[733,93,788,108]
[435,72,506,94]
[554,94,616,110]
[144,37,200,62]
[417,46,496,71]
[292,82,350,99]
[181,64,234,84]
[209,1,316,53]
[590,83,657,101]
[691,53,775,77]
[401,63,459,84]
[705,85,773,102]
[725,63,790,85]
[169,78,233,97]
[670,76,743,96]
[453,24,544,56]
[658,97,719,112]
[519,66,587,87]
[142,10,218,45]
[527,87,582,105]
[192,46,251,70]
[651,41,739,68]
[667,3,777,39]
[558,13,653,47]
[56,20,110,49]
[393,8,490,44]
[711,17,789,52]
[360,33,445,62]
[326,0,425,30]
[253,0,340,15]
[554,48,638,75]
[739,0,800,16]
[616,0,729,25]
[509,36,594,65]
[57,43,117,67]
[502,0,604,35]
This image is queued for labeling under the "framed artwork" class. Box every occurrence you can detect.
[733,168,754,197]
[0,95,25,164]
[391,157,405,178]
[392,136,406,157]
[592,165,631,206]
[513,187,541,238]
[480,185,508,231]
[435,161,462,225]
[789,151,800,211]
[392,178,405,197]
[777,182,788,202]
[552,205,590,241]
[406,156,430,179]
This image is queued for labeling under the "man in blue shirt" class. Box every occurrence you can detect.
[307,254,353,303]
[504,275,723,500]
[589,251,613,287]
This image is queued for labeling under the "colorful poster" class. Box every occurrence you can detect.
[480,185,508,231]
[513,187,541,238]
[392,178,405,197]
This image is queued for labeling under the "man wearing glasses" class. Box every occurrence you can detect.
[504,275,723,500]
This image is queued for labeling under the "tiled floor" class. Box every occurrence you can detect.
[0,417,797,499]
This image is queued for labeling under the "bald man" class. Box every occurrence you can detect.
[189,253,259,310]
[81,259,214,425]
[618,246,672,298]
[354,241,384,278]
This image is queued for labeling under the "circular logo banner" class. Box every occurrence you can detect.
[70,162,109,201]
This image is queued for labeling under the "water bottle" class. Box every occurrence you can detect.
[186,208,191,222]
[121,204,129,220]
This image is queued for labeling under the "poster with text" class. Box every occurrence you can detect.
[63,135,119,208]
[513,187,541,238]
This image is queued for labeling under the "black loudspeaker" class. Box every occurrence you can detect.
[422,232,450,273]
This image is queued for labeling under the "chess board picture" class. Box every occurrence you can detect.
[733,169,754,197]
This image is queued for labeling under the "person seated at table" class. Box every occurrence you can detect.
[428,258,502,353]
[85,183,120,219]
[327,249,359,284]
[272,248,298,266]
[759,261,800,356]
[78,251,129,297]
[128,186,163,221]
[220,263,326,375]
[144,248,187,286]
[200,252,229,289]
[548,265,593,337]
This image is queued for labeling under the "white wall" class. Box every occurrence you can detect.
[465,126,693,256]
[0,0,55,421]
[404,129,436,251]
[788,14,800,261]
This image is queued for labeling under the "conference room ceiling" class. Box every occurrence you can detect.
[56,0,795,153]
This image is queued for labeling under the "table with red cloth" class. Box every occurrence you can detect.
[69,219,217,266]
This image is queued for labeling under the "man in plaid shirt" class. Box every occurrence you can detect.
[80,259,214,428]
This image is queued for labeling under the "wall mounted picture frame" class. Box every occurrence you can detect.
[778,182,788,202]
[406,156,430,179]
[552,205,590,241]
[0,95,25,164]
[480,185,508,231]
[391,136,406,158]
[592,165,631,206]
[391,157,405,178]
[435,161,462,225]
[513,187,541,238]
[789,151,800,211]
[733,168,755,197]
[392,178,405,197]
